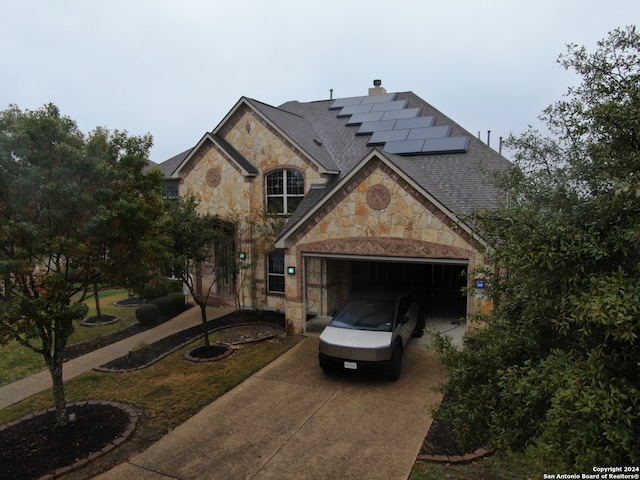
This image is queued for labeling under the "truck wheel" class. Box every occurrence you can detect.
[389,344,402,381]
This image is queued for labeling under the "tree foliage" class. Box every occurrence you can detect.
[434,26,640,470]
[164,196,230,346]
[0,104,165,426]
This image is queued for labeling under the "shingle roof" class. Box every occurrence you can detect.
[245,98,339,174]
[153,148,191,177]
[275,92,511,226]
[211,133,259,175]
[156,91,511,237]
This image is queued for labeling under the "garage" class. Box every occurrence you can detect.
[303,254,469,324]
[350,259,468,318]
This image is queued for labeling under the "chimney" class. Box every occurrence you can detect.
[368,79,387,95]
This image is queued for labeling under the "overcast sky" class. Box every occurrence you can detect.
[1,0,638,163]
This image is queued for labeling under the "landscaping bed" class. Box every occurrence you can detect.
[0,310,286,480]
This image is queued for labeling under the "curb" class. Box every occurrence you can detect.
[0,400,139,480]
[417,447,491,464]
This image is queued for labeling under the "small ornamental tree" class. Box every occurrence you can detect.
[164,196,229,347]
[0,104,165,427]
[433,26,640,470]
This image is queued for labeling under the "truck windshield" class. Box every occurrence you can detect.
[329,298,395,331]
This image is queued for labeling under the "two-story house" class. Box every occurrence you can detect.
[154,82,511,334]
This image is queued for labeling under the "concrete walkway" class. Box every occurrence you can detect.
[94,336,446,480]
[0,306,233,410]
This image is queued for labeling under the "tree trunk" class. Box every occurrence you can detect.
[199,302,210,347]
[93,280,102,318]
[46,357,68,427]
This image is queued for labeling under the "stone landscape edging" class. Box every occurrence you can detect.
[417,447,491,464]
[94,322,285,373]
[184,345,234,363]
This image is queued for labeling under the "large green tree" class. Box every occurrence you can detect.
[0,104,165,427]
[434,26,640,470]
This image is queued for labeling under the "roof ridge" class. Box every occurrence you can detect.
[244,97,305,120]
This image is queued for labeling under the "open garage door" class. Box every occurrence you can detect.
[350,259,468,319]
[303,253,469,322]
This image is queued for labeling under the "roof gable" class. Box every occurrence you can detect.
[213,97,339,175]
[174,132,258,178]
[276,149,483,250]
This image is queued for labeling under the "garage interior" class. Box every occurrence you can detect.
[350,259,468,319]
[304,255,468,326]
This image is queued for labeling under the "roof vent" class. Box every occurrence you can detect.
[369,79,387,96]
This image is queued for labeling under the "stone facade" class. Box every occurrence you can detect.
[167,96,497,335]
[177,104,326,312]
[281,156,486,333]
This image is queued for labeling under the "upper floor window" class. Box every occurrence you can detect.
[266,169,304,214]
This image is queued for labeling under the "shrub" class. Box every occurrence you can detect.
[167,292,186,312]
[153,296,172,312]
[137,278,183,300]
[135,304,160,325]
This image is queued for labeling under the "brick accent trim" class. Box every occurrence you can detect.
[300,237,474,260]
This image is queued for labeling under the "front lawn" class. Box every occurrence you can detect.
[0,326,301,479]
[0,289,138,386]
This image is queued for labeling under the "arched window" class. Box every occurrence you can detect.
[266,169,304,214]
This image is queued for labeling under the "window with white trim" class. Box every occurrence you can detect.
[267,251,285,293]
[266,169,304,214]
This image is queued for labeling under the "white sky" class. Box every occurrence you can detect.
[1,0,638,162]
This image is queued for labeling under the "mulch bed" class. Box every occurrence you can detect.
[1,310,284,479]
[80,314,119,327]
[95,310,285,372]
[419,393,489,463]
[0,402,137,480]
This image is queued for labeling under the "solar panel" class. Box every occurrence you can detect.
[371,100,408,112]
[407,125,452,140]
[395,116,435,130]
[360,93,397,104]
[381,108,421,120]
[337,104,374,117]
[330,92,469,156]
[368,129,410,145]
[422,137,470,154]
[346,111,385,125]
[357,120,397,135]
[329,96,365,110]
[383,139,425,155]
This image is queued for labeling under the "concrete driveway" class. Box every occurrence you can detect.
[95,336,445,480]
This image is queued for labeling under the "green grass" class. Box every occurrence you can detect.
[0,289,138,386]
[0,329,300,432]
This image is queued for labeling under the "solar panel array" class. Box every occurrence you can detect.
[329,93,469,156]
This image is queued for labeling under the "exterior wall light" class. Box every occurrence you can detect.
[239,252,246,260]
[287,266,296,275]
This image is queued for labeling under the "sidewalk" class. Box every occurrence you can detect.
[0,306,233,410]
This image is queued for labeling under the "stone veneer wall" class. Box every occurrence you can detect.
[282,157,487,333]
[179,106,327,311]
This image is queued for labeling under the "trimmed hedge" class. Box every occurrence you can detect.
[137,278,182,300]
[167,292,186,312]
[135,304,160,325]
